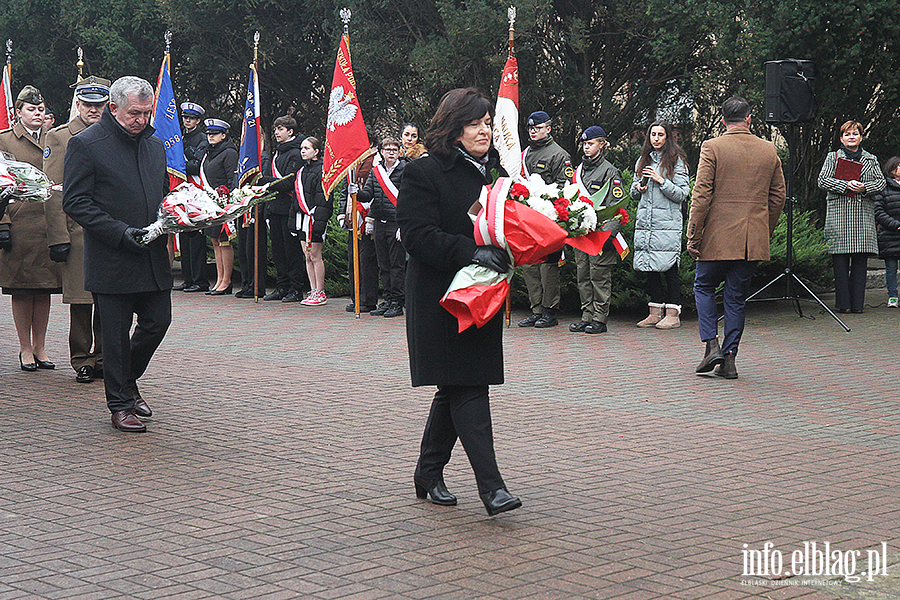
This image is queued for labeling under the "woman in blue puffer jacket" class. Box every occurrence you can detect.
[630,120,691,329]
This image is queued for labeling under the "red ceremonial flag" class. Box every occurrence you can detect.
[0,63,13,130]
[322,32,371,199]
[493,54,521,180]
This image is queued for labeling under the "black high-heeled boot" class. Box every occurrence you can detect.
[414,477,458,506]
[480,488,522,516]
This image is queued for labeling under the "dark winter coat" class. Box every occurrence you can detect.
[62,106,172,294]
[259,137,303,216]
[201,137,238,190]
[358,158,406,221]
[182,126,207,178]
[289,159,330,238]
[397,148,505,387]
[874,177,900,258]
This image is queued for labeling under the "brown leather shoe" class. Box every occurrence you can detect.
[111,410,146,432]
[133,397,152,418]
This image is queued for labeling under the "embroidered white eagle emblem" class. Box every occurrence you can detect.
[327,86,357,131]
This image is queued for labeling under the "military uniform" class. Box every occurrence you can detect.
[519,115,572,328]
[570,149,625,333]
[0,119,61,294]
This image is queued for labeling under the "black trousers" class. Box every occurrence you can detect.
[94,290,171,413]
[268,214,305,292]
[374,220,406,304]
[179,231,208,289]
[347,232,379,308]
[237,218,268,294]
[643,264,682,305]
[415,385,505,495]
[69,303,102,371]
[832,253,867,311]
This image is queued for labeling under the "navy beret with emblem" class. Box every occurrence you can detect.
[580,126,607,141]
[526,111,550,127]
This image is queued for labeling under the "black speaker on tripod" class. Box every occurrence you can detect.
[764,59,816,125]
[742,59,850,331]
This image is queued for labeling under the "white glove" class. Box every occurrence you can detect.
[395,227,401,242]
[348,183,359,194]
[365,222,374,235]
[337,214,346,229]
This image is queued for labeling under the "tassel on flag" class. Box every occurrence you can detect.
[493,7,522,181]
[236,60,262,187]
[1,41,13,130]
[151,32,186,190]
[323,9,371,199]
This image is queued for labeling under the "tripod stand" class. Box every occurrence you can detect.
[743,123,850,332]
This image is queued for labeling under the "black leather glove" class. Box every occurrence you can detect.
[122,227,148,253]
[0,229,10,251]
[471,245,510,274]
[49,243,71,263]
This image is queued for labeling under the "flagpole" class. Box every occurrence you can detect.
[340,8,363,319]
[76,47,83,79]
[252,31,261,303]
[504,6,516,328]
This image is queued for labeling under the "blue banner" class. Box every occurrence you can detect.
[237,63,261,187]
[151,53,186,188]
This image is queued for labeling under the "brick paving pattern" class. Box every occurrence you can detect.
[1,285,898,599]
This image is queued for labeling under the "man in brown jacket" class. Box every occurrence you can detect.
[687,96,786,379]
[44,76,110,383]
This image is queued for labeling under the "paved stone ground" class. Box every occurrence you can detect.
[1,282,899,599]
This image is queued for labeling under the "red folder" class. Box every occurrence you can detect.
[835,157,863,197]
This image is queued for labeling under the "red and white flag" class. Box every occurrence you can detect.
[492,54,521,180]
[0,63,13,130]
[322,32,371,199]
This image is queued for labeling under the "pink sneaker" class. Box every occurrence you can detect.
[303,290,327,306]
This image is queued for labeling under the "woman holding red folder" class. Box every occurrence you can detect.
[817,120,886,313]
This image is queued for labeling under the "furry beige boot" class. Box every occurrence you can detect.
[636,302,665,327]
[655,304,681,329]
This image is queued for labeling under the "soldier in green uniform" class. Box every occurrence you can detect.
[44,77,111,382]
[569,126,625,334]
[518,111,572,329]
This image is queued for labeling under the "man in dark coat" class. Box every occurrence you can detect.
[44,76,111,384]
[63,76,173,433]
[176,101,209,293]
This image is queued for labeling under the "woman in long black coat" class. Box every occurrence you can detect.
[200,118,238,295]
[396,88,521,516]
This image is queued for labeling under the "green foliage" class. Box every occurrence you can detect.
[756,208,832,288]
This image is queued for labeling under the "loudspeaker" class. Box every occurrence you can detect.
[764,60,816,124]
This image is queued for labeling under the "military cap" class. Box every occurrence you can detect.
[580,126,607,141]
[204,118,230,133]
[16,85,43,105]
[181,102,205,117]
[72,76,111,102]
[526,111,550,127]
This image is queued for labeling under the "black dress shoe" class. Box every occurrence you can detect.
[182,284,205,293]
[75,365,95,383]
[209,285,233,296]
[585,320,607,334]
[263,288,288,301]
[696,338,725,373]
[345,303,376,313]
[36,359,55,369]
[480,488,522,516]
[18,353,37,372]
[518,313,541,327]
[383,302,404,318]
[370,301,391,316]
[414,477,458,506]
[133,397,153,418]
[111,410,146,432]
[282,289,303,302]
[172,283,187,291]
[234,288,252,298]
[569,320,590,332]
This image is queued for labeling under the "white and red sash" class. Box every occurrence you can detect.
[371,164,399,206]
[293,166,311,215]
[293,166,314,241]
[572,164,591,197]
[271,152,283,179]
[520,147,531,179]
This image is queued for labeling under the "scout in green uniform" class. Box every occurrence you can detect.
[569,126,625,334]
[518,110,572,329]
